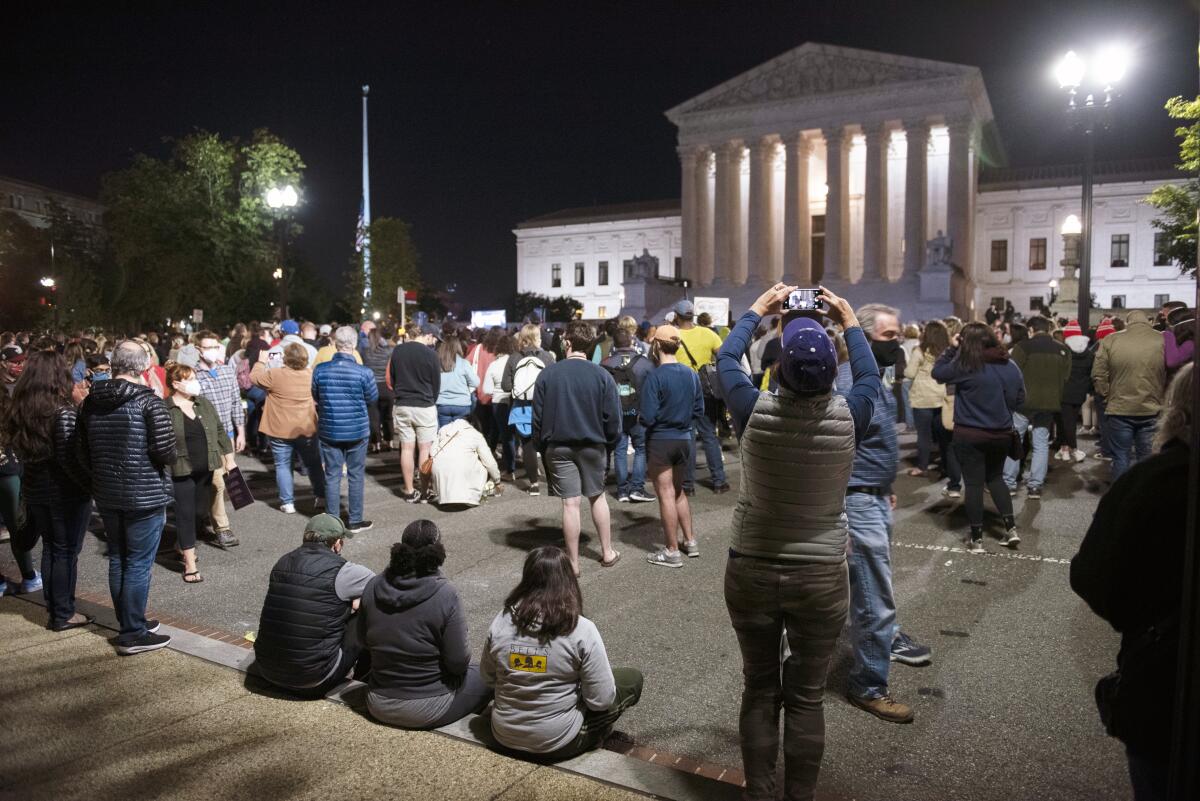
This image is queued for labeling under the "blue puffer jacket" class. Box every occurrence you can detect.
[312,353,379,443]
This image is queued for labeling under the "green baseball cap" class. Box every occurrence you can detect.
[304,513,350,541]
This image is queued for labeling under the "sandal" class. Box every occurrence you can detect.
[183,571,204,584]
[600,551,622,568]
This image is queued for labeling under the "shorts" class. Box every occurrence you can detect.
[543,443,607,499]
[647,438,690,470]
[393,405,438,444]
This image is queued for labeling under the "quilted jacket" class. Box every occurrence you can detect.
[79,378,176,511]
[312,352,378,443]
[18,406,91,505]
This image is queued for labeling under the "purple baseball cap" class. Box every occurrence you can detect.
[778,317,838,395]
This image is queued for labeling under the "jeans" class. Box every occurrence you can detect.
[492,402,515,473]
[724,555,849,801]
[1004,411,1050,490]
[437,404,472,429]
[1094,395,1112,457]
[245,385,268,451]
[321,438,368,522]
[29,498,92,626]
[614,420,647,496]
[844,492,897,699]
[912,407,938,470]
[953,438,1014,529]
[100,506,167,645]
[269,435,326,505]
[0,474,37,581]
[1107,414,1156,481]
[685,410,726,489]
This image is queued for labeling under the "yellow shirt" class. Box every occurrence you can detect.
[314,345,363,365]
[676,325,723,371]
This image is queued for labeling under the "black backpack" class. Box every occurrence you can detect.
[606,353,644,415]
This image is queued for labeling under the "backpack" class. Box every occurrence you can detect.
[606,353,645,415]
[511,353,546,402]
[677,337,721,401]
[235,354,253,392]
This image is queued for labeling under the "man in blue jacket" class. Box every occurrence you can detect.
[313,326,378,533]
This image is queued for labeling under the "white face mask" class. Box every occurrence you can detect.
[201,347,223,365]
[176,379,202,397]
[1002,334,1012,345]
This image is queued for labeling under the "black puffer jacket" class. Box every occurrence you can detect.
[19,407,91,505]
[79,379,175,511]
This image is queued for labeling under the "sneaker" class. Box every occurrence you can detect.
[1026,487,1042,500]
[999,527,1021,548]
[646,548,684,568]
[629,490,657,503]
[941,486,962,499]
[145,619,161,633]
[1072,449,1087,463]
[117,632,172,656]
[280,503,296,514]
[401,489,422,504]
[347,520,374,534]
[847,693,914,724]
[216,530,239,549]
[528,483,541,497]
[19,572,43,594]
[965,537,986,554]
[1053,449,1069,461]
[680,540,700,558]
[1093,451,1112,462]
[713,482,732,494]
[890,631,932,666]
[616,493,631,503]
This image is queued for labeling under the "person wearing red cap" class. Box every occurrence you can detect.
[1058,320,1093,462]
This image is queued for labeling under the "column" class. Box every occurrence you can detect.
[863,123,889,281]
[781,133,811,284]
[678,146,699,284]
[694,148,714,286]
[823,125,851,282]
[713,141,743,284]
[946,116,973,272]
[902,118,929,275]
[747,136,777,285]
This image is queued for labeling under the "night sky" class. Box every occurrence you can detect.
[3,1,1196,311]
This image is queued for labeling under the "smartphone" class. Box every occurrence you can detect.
[782,288,824,311]
[267,350,284,369]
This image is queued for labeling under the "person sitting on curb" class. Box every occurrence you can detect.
[252,514,375,698]
[481,546,642,761]
[359,520,493,729]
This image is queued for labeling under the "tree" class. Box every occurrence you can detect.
[510,291,581,323]
[101,128,306,327]
[0,211,50,329]
[343,217,421,318]
[1145,96,1200,278]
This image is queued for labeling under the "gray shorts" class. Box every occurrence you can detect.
[543,443,607,499]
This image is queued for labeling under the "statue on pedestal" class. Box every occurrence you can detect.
[924,230,952,272]
[623,248,659,281]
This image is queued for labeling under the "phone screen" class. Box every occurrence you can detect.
[783,289,822,311]
[267,350,284,368]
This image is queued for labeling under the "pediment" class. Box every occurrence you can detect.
[668,43,976,118]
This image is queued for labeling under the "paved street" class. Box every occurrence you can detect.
[6,429,1130,800]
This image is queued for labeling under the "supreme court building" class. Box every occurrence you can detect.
[515,43,1193,321]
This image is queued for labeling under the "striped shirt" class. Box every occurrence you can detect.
[836,361,898,491]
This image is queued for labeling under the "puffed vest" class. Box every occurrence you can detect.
[730,388,856,563]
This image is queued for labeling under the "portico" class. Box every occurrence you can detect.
[665,43,995,317]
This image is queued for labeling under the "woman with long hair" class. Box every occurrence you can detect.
[500,324,556,494]
[904,321,961,494]
[165,362,234,582]
[932,322,1026,552]
[482,333,516,480]
[470,328,502,453]
[481,546,642,761]
[3,351,92,627]
[364,324,396,453]
[435,331,479,429]
[251,343,326,514]
[64,341,87,384]
[360,519,493,729]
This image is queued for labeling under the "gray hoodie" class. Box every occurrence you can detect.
[480,610,615,754]
[358,571,470,699]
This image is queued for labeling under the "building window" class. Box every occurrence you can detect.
[1153,232,1171,266]
[1028,238,1047,270]
[990,240,1007,272]
[597,305,607,318]
[598,261,608,286]
[673,256,681,278]
[1111,295,1126,309]
[574,262,585,286]
[1155,293,1171,308]
[1110,234,1130,267]
[10,195,22,210]
[551,263,561,288]
[990,296,1005,310]
[1029,296,1043,312]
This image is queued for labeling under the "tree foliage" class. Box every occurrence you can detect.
[343,217,421,318]
[100,129,305,327]
[1145,96,1200,278]
[510,291,582,323]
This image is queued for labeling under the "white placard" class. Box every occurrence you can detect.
[693,296,730,326]
[470,309,507,328]
[192,308,203,322]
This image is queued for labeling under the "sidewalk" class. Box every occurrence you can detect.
[0,595,725,801]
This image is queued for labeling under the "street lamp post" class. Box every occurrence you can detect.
[1055,47,1128,326]
[266,184,299,319]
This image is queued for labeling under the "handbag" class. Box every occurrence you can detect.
[420,428,463,476]
[1006,428,1024,461]
[678,338,722,400]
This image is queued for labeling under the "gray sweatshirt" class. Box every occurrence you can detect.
[480,610,615,753]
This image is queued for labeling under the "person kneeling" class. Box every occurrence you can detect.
[481,546,642,761]
[360,520,493,728]
[252,514,374,697]
[429,418,502,508]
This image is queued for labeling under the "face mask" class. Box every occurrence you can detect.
[202,347,223,365]
[1002,334,1012,345]
[176,379,202,397]
[870,338,901,367]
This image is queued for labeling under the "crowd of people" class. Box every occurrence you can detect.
[0,288,1192,800]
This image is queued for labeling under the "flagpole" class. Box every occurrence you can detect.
[361,84,372,317]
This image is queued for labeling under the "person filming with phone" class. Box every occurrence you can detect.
[715,283,881,801]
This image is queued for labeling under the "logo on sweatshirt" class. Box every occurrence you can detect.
[508,645,548,673]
